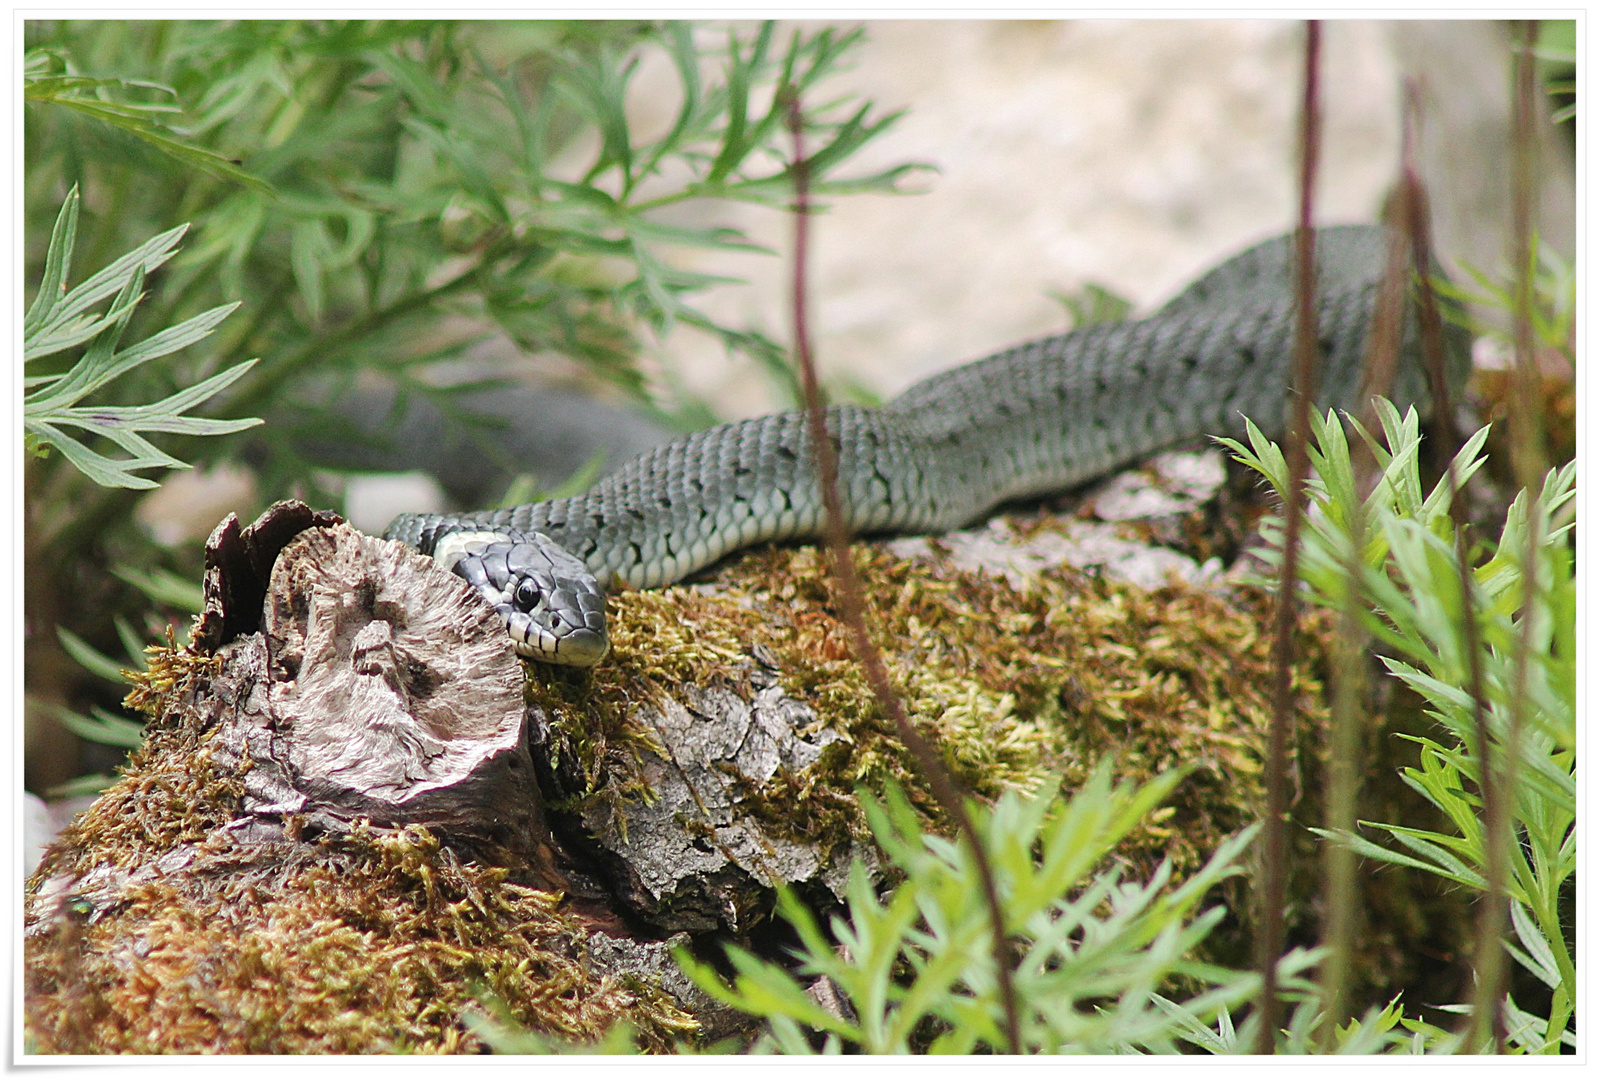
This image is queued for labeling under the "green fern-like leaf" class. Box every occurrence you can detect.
[23,187,262,489]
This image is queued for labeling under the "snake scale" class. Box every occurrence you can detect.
[385,225,1461,666]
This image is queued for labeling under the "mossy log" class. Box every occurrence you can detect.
[27,453,1451,1053]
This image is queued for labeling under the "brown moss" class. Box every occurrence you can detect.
[24,639,697,1055]
[26,834,695,1053]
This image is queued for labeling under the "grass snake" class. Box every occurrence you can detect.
[385,225,1463,666]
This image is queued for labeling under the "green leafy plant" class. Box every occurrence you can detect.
[1434,240,1575,364]
[678,762,1278,1054]
[22,183,249,792]
[1171,978,1559,1054]
[1220,400,1576,1054]
[25,19,922,795]
[39,558,205,800]
[26,21,923,459]
[1049,281,1133,331]
[24,185,262,489]
[44,558,205,774]
[24,47,269,189]
[24,19,919,570]
[1167,984,1445,1054]
[1532,20,1576,125]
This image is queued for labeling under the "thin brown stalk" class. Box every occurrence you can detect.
[1315,102,1440,1047]
[1354,195,1413,431]
[1466,18,1545,1053]
[1396,83,1502,1053]
[782,90,1023,1056]
[1256,19,1322,1055]
[1314,137,1440,1043]
[1508,22,1549,494]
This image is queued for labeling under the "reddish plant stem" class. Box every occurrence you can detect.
[1255,20,1321,1054]
[1466,18,1545,1053]
[1354,196,1412,431]
[1393,82,1504,1053]
[782,90,1023,1056]
[1394,95,1493,804]
[1315,164,1426,1050]
[1508,23,1549,492]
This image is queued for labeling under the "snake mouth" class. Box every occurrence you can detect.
[512,626,609,667]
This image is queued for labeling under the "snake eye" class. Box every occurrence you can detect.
[514,578,542,610]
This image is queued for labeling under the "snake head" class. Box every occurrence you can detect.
[432,529,609,666]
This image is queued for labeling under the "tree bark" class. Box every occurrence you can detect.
[191,503,565,877]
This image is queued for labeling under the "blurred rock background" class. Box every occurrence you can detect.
[629,19,1573,419]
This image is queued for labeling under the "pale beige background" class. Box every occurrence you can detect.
[616,19,1573,419]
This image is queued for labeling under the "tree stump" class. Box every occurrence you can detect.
[23,501,745,1051]
[201,508,560,868]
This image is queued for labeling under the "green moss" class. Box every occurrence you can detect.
[526,524,1336,888]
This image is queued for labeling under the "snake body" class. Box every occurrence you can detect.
[386,226,1460,665]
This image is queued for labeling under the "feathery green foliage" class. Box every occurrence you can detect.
[1434,241,1575,364]
[26,19,920,781]
[26,20,923,465]
[1220,400,1576,1054]
[1533,20,1576,125]
[24,186,262,489]
[25,47,271,190]
[678,762,1273,1054]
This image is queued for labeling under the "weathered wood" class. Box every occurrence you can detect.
[531,662,874,934]
[23,500,739,1051]
[193,498,341,653]
[204,513,561,876]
